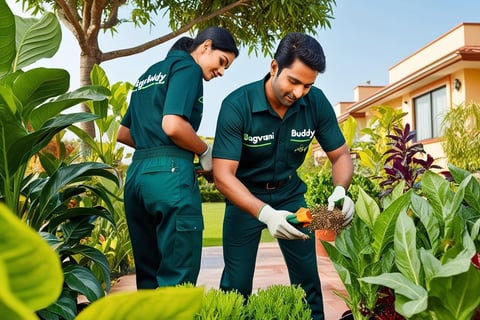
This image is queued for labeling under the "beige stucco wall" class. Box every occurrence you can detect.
[424,142,448,170]
[464,69,480,104]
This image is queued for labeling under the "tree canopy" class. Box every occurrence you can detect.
[15,0,337,137]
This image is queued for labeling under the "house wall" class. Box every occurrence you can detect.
[325,23,480,171]
[451,70,466,106]
[464,68,480,104]
[389,24,480,83]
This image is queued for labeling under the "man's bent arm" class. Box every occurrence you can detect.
[326,143,353,190]
[213,158,265,217]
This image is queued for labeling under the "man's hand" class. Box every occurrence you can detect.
[328,186,354,226]
[199,144,213,171]
[257,205,309,240]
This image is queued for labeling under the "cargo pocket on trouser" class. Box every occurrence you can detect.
[174,215,204,267]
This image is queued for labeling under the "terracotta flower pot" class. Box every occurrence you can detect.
[315,229,336,256]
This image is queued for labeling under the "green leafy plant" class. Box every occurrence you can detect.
[353,105,407,178]
[305,170,380,208]
[442,102,480,172]
[68,64,136,279]
[0,2,126,318]
[380,123,441,198]
[0,202,203,319]
[324,165,480,319]
[68,64,132,165]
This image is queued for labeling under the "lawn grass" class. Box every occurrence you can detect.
[202,202,275,247]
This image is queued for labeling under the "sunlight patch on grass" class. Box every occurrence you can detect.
[202,202,275,247]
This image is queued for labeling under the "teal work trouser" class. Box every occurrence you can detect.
[220,177,324,320]
[124,146,204,289]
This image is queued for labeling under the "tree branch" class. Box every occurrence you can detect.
[88,0,105,40]
[101,0,250,62]
[101,0,121,29]
[56,0,86,50]
[82,0,92,32]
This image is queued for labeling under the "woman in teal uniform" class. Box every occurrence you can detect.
[117,27,238,289]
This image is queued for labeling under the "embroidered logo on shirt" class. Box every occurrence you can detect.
[294,145,309,153]
[133,72,168,91]
[291,129,315,152]
[243,132,275,146]
[291,129,315,139]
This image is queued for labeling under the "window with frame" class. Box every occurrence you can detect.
[413,86,447,141]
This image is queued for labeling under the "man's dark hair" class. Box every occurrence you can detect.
[273,32,326,74]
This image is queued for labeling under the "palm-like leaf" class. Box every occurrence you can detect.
[7,113,98,175]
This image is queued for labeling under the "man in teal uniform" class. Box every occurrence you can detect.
[118,27,238,289]
[212,32,354,319]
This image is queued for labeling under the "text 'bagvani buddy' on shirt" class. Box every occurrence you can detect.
[121,50,204,150]
[213,75,345,184]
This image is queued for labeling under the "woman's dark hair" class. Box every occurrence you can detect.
[273,32,325,74]
[170,27,239,57]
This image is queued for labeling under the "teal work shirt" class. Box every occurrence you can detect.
[212,75,345,184]
[121,50,203,149]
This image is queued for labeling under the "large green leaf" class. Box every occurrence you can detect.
[429,265,480,320]
[0,86,26,169]
[13,12,61,71]
[448,163,472,184]
[0,203,63,313]
[76,287,204,320]
[0,258,37,320]
[37,162,119,217]
[410,193,440,251]
[422,170,454,219]
[38,290,76,320]
[6,113,98,175]
[0,84,20,114]
[361,272,428,317]
[12,67,69,117]
[372,190,412,259]
[0,0,15,75]
[63,264,104,302]
[47,206,115,233]
[354,188,379,230]
[89,64,110,119]
[29,85,111,130]
[459,174,480,215]
[394,211,422,284]
[62,245,111,292]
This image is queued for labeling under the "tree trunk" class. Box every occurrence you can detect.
[78,48,102,157]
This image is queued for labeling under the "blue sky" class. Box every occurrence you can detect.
[7,0,480,137]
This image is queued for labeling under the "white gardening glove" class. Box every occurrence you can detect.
[199,144,213,171]
[257,205,309,240]
[328,186,354,226]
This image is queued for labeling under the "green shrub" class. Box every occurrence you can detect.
[198,176,225,202]
[305,170,380,208]
[244,285,311,320]
[194,288,245,319]
[181,284,312,320]
[442,102,480,172]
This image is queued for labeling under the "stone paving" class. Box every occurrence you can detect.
[110,242,349,320]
